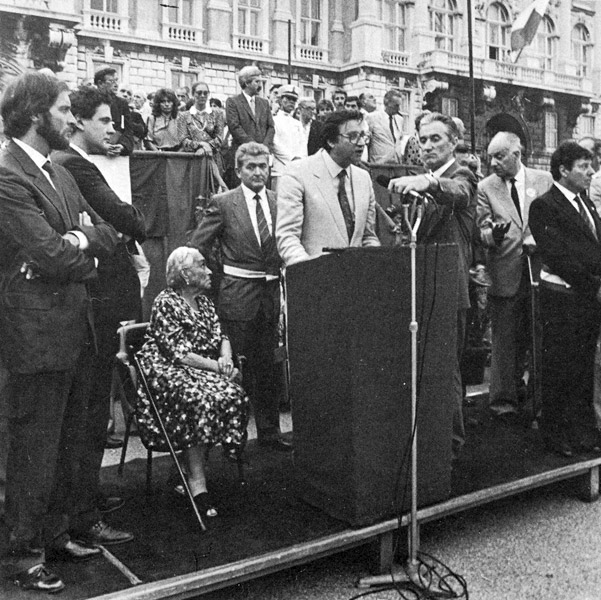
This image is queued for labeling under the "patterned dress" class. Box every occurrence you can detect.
[135,288,248,453]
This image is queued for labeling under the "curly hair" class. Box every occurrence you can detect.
[1,72,69,139]
[152,88,179,118]
[166,247,202,290]
[69,86,112,120]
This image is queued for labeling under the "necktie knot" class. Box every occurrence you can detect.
[43,161,55,177]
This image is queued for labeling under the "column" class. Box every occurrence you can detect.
[349,0,380,63]
[272,0,294,59]
[207,0,232,50]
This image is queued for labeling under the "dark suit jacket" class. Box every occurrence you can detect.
[418,159,478,310]
[529,184,601,303]
[226,93,275,153]
[0,141,119,373]
[110,94,135,155]
[189,186,281,321]
[53,147,147,348]
[307,120,322,156]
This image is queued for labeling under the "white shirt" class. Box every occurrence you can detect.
[322,149,355,211]
[432,157,456,178]
[272,111,307,176]
[241,183,273,243]
[242,91,255,113]
[505,164,526,219]
[12,138,90,249]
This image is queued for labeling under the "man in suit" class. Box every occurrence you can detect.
[226,65,275,157]
[365,88,405,164]
[53,85,147,545]
[189,142,291,452]
[529,142,601,457]
[297,97,321,157]
[0,72,119,592]
[388,112,477,457]
[477,131,552,417]
[94,68,134,156]
[276,110,381,266]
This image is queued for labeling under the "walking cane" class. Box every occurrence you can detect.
[133,355,207,532]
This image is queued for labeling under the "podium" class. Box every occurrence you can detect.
[286,246,458,527]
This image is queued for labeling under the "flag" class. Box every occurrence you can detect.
[510,0,550,52]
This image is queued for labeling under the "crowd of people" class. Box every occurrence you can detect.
[1,60,601,594]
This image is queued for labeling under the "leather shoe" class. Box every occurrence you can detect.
[76,520,134,546]
[47,540,101,562]
[98,496,125,513]
[105,435,124,449]
[13,564,65,593]
[258,438,293,452]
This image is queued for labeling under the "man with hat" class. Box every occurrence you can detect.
[272,84,306,190]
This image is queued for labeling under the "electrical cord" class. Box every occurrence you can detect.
[348,204,469,599]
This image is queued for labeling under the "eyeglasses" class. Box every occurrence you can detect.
[339,131,371,144]
[194,90,210,96]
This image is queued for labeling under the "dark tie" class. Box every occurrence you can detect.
[389,114,396,142]
[254,193,275,254]
[576,192,598,239]
[42,160,58,189]
[337,170,355,241]
[509,178,522,221]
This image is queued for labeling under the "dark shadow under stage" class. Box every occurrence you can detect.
[1,395,600,600]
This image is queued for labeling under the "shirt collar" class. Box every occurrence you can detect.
[190,105,211,116]
[69,142,91,161]
[243,91,255,106]
[241,183,267,202]
[13,137,48,170]
[432,157,455,178]
[554,181,578,202]
[322,148,347,179]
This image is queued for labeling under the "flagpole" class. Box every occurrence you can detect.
[467,0,476,154]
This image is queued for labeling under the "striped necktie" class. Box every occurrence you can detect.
[337,170,355,240]
[254,194,274,252]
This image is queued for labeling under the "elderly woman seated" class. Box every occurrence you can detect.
[135,247,248,517]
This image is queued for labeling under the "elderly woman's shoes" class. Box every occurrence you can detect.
[193,492,218,517]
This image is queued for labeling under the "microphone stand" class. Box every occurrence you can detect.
[357,193,427,588]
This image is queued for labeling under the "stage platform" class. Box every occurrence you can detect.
[1,392,600,600]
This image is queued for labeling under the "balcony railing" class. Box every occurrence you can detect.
[420,50,589,94]
[234,35,265,54]
[382,50,409,67]
[84,10,128,33]
[161,23,203,44]
[298,45,325,62]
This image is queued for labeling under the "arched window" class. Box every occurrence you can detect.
[430,0,457,53]
[378,0,407,53]
[487,2,510,61]
[534,16,556,71]
[572,23,591,77]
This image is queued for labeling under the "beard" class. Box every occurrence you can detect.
[37,112,71,150]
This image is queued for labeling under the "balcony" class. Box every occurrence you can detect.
[298,45,325,62]
[420,50,591,96]
[1,0,79,22]
[161,23,203,45]
[83,10,128,33]
[382,50,409,68]
[234,35,266,54]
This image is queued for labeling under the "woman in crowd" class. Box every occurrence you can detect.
[145,88,182,151]
[135,247,248,517]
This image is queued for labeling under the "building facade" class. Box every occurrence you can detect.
[0,0,600,166]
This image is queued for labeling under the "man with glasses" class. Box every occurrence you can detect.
[297,97,321,156]
[276,110,380,266]
[94,68,134,156]
[365,88,405,164]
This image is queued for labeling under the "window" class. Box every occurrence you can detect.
[487,3,510,61]
[237,0,261,37]
[172,71,197,91]
[544,111,557,150]
[91,0,118,11]
[167,0,193,24]
[572,24,591,77]
[533,16,556,70]
[430,0,457,53]
[577,115,595,138]
[378,0,407,53]
[441,97,458,118]
[301,0,321,47]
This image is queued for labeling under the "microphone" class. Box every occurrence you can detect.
[375,174,392,188]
